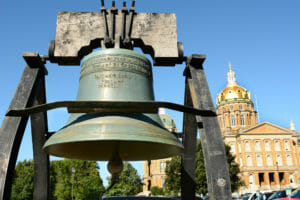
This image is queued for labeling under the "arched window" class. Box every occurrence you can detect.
[160,161,167,172]
[231,115,236,127]
[285,141,290,151]
[247,155,252,166]
[267,155,273,166]
[240,115,245,126]
[230,144,235,154]
[275,141,280,151]
[290,174,294,184]
[265,141,271,151]
[249,174,254,185]
[245,141,251,152]
[162,178,166,188]
[276,155,282,166]
[255,141,261,151]
[256,154,262,166]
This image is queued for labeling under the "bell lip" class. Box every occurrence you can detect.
[82,48,150,64]
[43,140,184,161]
[43,115,183,161]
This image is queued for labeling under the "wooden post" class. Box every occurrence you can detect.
[30,74,49,200]
[184,54,232,199]
[181,77,198,200]
[0,53,47,200]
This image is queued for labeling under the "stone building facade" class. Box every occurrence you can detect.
[142,64,300,194]
[217,64,300,193]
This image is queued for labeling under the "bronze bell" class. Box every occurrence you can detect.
[43,48,183,162]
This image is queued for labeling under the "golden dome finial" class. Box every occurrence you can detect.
[290,120,295,131]
[227,62,237,86]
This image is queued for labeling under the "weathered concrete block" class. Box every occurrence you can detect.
[54,11,180,65]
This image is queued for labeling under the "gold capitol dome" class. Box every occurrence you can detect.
[217,63,252,106]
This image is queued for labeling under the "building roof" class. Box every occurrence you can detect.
[159,108,176,131]
[240,121,299,136]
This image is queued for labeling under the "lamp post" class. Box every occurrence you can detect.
[72,167,76,200]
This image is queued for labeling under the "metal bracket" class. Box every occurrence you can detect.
[6,100,216,117]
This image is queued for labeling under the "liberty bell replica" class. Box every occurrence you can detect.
[43,48,184,165]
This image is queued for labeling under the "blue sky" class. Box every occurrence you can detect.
[1,0,300,186]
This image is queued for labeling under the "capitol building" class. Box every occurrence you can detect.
[217,64,300,193]
[143,64,300,194]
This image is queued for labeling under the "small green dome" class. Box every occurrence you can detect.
[159,109,176,132]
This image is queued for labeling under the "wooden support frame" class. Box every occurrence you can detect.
[0,53,232,200]
[0,54,49,200]
[30,74,49,200]
[181,54,232,200]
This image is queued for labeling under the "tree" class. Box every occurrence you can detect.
[11,160,34,200]
[52,159,104,200]
[11,159,104,200]
[150,186,165,196]
[165,141,244,195]
[105,162,143,196]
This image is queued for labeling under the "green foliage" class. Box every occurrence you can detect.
[11,160,34,200]
[150,186,165,196]
[164,157,181,195]
[105,162,143,196]
[225,145,245,192]
[52,159,105,200]
[165,141,244,195]
[11,159,104,200]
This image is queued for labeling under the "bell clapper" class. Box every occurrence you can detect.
[99,157,124,200]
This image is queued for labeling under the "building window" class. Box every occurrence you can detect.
[231,115,236,127]
[290,174,294,184]
[161,178,166,188]
[275,141,280,151]
[246,155,252,166]
[160,161,167,172]
[267,154,273,166]
[245,141,251,152]
[285,141,290,151]
[240,115,245,126]
[287,154,292,166]
[239,105,242,110]
[256,154,262,166]
[230,105,233,111]
[265,141,271,151]
[249,174,254,185]
[230,144,235,154]
[276,155,282,166]
[255,141,261,152]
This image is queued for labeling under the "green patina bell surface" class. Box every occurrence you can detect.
[43,48,183,161]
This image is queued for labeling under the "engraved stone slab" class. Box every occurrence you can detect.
[54,11,179,66]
